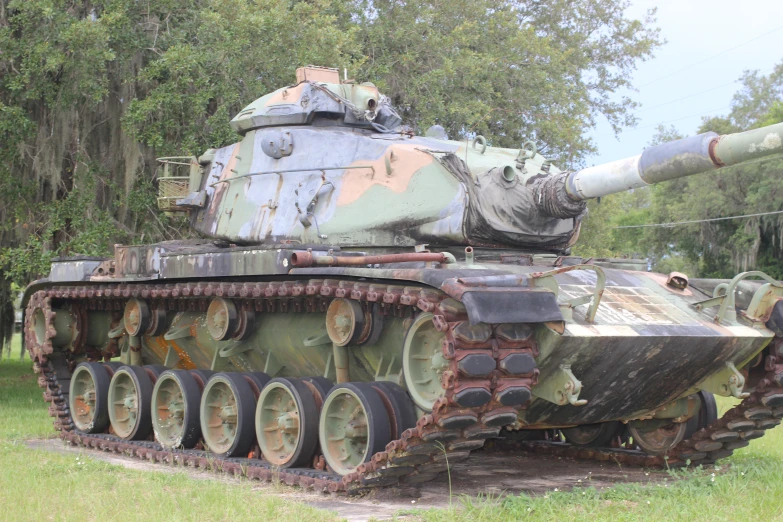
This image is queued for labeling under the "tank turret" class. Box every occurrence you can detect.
[162,68,783,255]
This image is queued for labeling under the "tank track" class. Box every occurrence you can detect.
[26,280,538,494]
[27,283,783,491]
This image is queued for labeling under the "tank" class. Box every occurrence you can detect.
[22,66,783,493]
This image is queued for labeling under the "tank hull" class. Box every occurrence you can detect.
[23,243,780,423]
[22,243,783,491]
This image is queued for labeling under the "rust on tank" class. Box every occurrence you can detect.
[20,67,783,495]
[147,335,196,370]
[291,251,449,267]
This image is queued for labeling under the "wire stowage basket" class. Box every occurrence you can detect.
[156,157,195,212]
[157,178,190,211]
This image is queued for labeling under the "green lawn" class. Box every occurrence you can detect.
[417,396,783,522]
[3,333,783,521]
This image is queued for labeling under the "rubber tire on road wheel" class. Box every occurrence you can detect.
[143,364,168,383]
[685,391,718,439]
[151,370,202,449]
[302,376,334,403]
[103,361,123,377]
[628,420,688,456]
[371,381,418,439]
[256,377,320,468]
[319,382,392,475]
[189,369,217,391]
[242,372,271,398]
[200,372,256,457]
[70,362,112,433]
[108,365,154,440]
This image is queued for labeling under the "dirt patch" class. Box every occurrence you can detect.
[26,439,666,522]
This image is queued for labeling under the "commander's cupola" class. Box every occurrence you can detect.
[229,66,402,135]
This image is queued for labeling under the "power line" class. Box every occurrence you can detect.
[634,65,777,116]
[614,210,783,229]
[634,80,739,114]
[635,105,731,130]
[638,25,783,88]
[598,105,731,138]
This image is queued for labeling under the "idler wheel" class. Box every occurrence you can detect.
[200,372,256,457]
[69,362,112,433]
[562,421,621,448]
[402,313,448,411]
[628,420,688,456]
[108,365,154,440]
[31,307,50,347]
[152,370,202,448]
[319,383,391,475]
[256,377,320,468]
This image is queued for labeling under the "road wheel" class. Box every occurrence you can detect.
[319,383,391,475]
[256,377,319,468]
[152,370,202,448]
[200,372,256,457]
[108,365,153,440]
[69,362,111,433]
[562,421,621,448]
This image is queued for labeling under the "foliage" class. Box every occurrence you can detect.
[352,0,661,167]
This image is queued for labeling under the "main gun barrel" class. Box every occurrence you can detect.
[564,121,783,201]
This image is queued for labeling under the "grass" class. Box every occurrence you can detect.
[417,398,783,522]
[4,332,783,521]
[0,335,339,522]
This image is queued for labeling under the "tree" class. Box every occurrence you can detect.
[351,0,661,167]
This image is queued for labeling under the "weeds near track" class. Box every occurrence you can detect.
[435,441,453,508]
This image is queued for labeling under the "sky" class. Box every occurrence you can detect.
[589,0,783,166]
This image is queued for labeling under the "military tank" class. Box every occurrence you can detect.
[23,66,783,493]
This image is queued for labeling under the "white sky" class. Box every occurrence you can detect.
[589,0,783,165]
